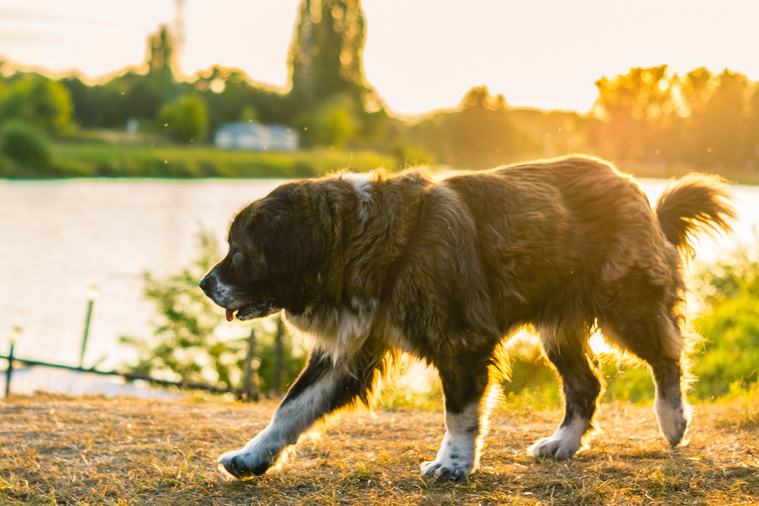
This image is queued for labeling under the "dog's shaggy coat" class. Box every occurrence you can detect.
[200,155,735,480]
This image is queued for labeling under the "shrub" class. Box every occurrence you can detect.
[0,120,53,172]
[692,244,759,399]
[158,94,209,143]
[0,153,19,178]
[0,75,72,132]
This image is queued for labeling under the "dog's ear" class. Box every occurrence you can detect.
[253,183,326,281]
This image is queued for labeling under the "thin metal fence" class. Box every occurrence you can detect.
[1,345,246,398]
[2,290,280,400]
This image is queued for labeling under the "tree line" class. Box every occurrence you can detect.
[590,65,759,170]
[1,0,758,177]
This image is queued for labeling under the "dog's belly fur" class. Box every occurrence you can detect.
[200,155,735,480]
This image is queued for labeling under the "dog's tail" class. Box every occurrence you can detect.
[654,173,737,259]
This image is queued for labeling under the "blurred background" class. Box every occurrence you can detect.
[0,0,757,406]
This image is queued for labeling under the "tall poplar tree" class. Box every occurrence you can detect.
[289,0,373,110]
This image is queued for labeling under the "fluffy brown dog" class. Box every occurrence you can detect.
[200,155,735,480]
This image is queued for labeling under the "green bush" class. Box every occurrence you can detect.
[0,120,53,172]
[0,154,19,178]
[158,94,209,143]
[692,245,759,399]
[0,75,72,132]
[300,94,359,148]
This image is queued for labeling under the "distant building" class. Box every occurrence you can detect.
[214,122,298,152]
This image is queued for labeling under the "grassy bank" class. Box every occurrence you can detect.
[47,142,398,179]
[52,141,759,184]
[1,393,757,505]
[4,128,758,183]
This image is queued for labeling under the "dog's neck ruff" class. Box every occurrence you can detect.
[380,194,425,301]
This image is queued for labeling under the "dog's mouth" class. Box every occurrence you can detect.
[225,306,259,322]
[224,300,280,322]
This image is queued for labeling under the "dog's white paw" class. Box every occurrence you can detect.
[529,418,586,460]
[217,431,285,480]
[528,435,580,460]
[420,456,473,481]
[420,432,476,481]
[655,397,689,446]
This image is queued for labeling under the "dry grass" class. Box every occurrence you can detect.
[1,393,757,505]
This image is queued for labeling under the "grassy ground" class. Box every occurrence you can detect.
[1,394,757,505]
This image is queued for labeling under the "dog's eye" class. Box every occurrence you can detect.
[232,251,245,268]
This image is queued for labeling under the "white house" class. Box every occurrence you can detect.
[214,122,299,152]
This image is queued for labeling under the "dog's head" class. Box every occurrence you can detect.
[199,182,326,321]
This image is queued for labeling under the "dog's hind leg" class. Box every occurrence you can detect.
[421,353,492,481]
[217,343,386,479]
[529,323,602,460]
[600,306,689,447]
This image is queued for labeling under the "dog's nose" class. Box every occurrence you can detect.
[199,275,211,294]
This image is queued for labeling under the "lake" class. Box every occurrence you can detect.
[1,176,757,373]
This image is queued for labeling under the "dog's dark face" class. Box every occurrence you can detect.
[199,182,326,321]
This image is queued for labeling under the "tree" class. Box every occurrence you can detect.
[158,94,209,143]
[289,0,368,106]
[590,65,675,160]
[694,69,752,165]
[288,0,386,147]
[147,24,175,83]
[0,74,72,132]
[748,86,759,167]
[193,65,294,132]
[302,93,358,147]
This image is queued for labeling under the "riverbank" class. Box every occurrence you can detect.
[1,394,756,505]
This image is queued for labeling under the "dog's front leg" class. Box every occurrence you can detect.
[218,349,379,479]
[421,357,491,481]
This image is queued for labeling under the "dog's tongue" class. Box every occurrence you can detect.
[225,309,235,322]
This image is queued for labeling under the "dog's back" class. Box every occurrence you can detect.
[442,156,675,332]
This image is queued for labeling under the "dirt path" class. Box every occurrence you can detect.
[1,393,757,505]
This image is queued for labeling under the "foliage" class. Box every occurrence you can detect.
[0,120,52,172]
[290,0,372,109]
[590,65,759,169]
[300,93,359,148]
[405,86,540,168]
[0,74,72,132]
[289,0,387,149]
[120,233,306,392]
[6,11,759,175]
[147,24,175,83]
[691,244,759,398]
[192,66,295,133]
[158,94,209,143]
[389,141,434,168]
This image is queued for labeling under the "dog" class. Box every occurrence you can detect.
[199,155,735,480]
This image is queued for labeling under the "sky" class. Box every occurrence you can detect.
[1,0,758,116]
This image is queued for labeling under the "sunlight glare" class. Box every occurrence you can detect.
[589,330,613,355]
